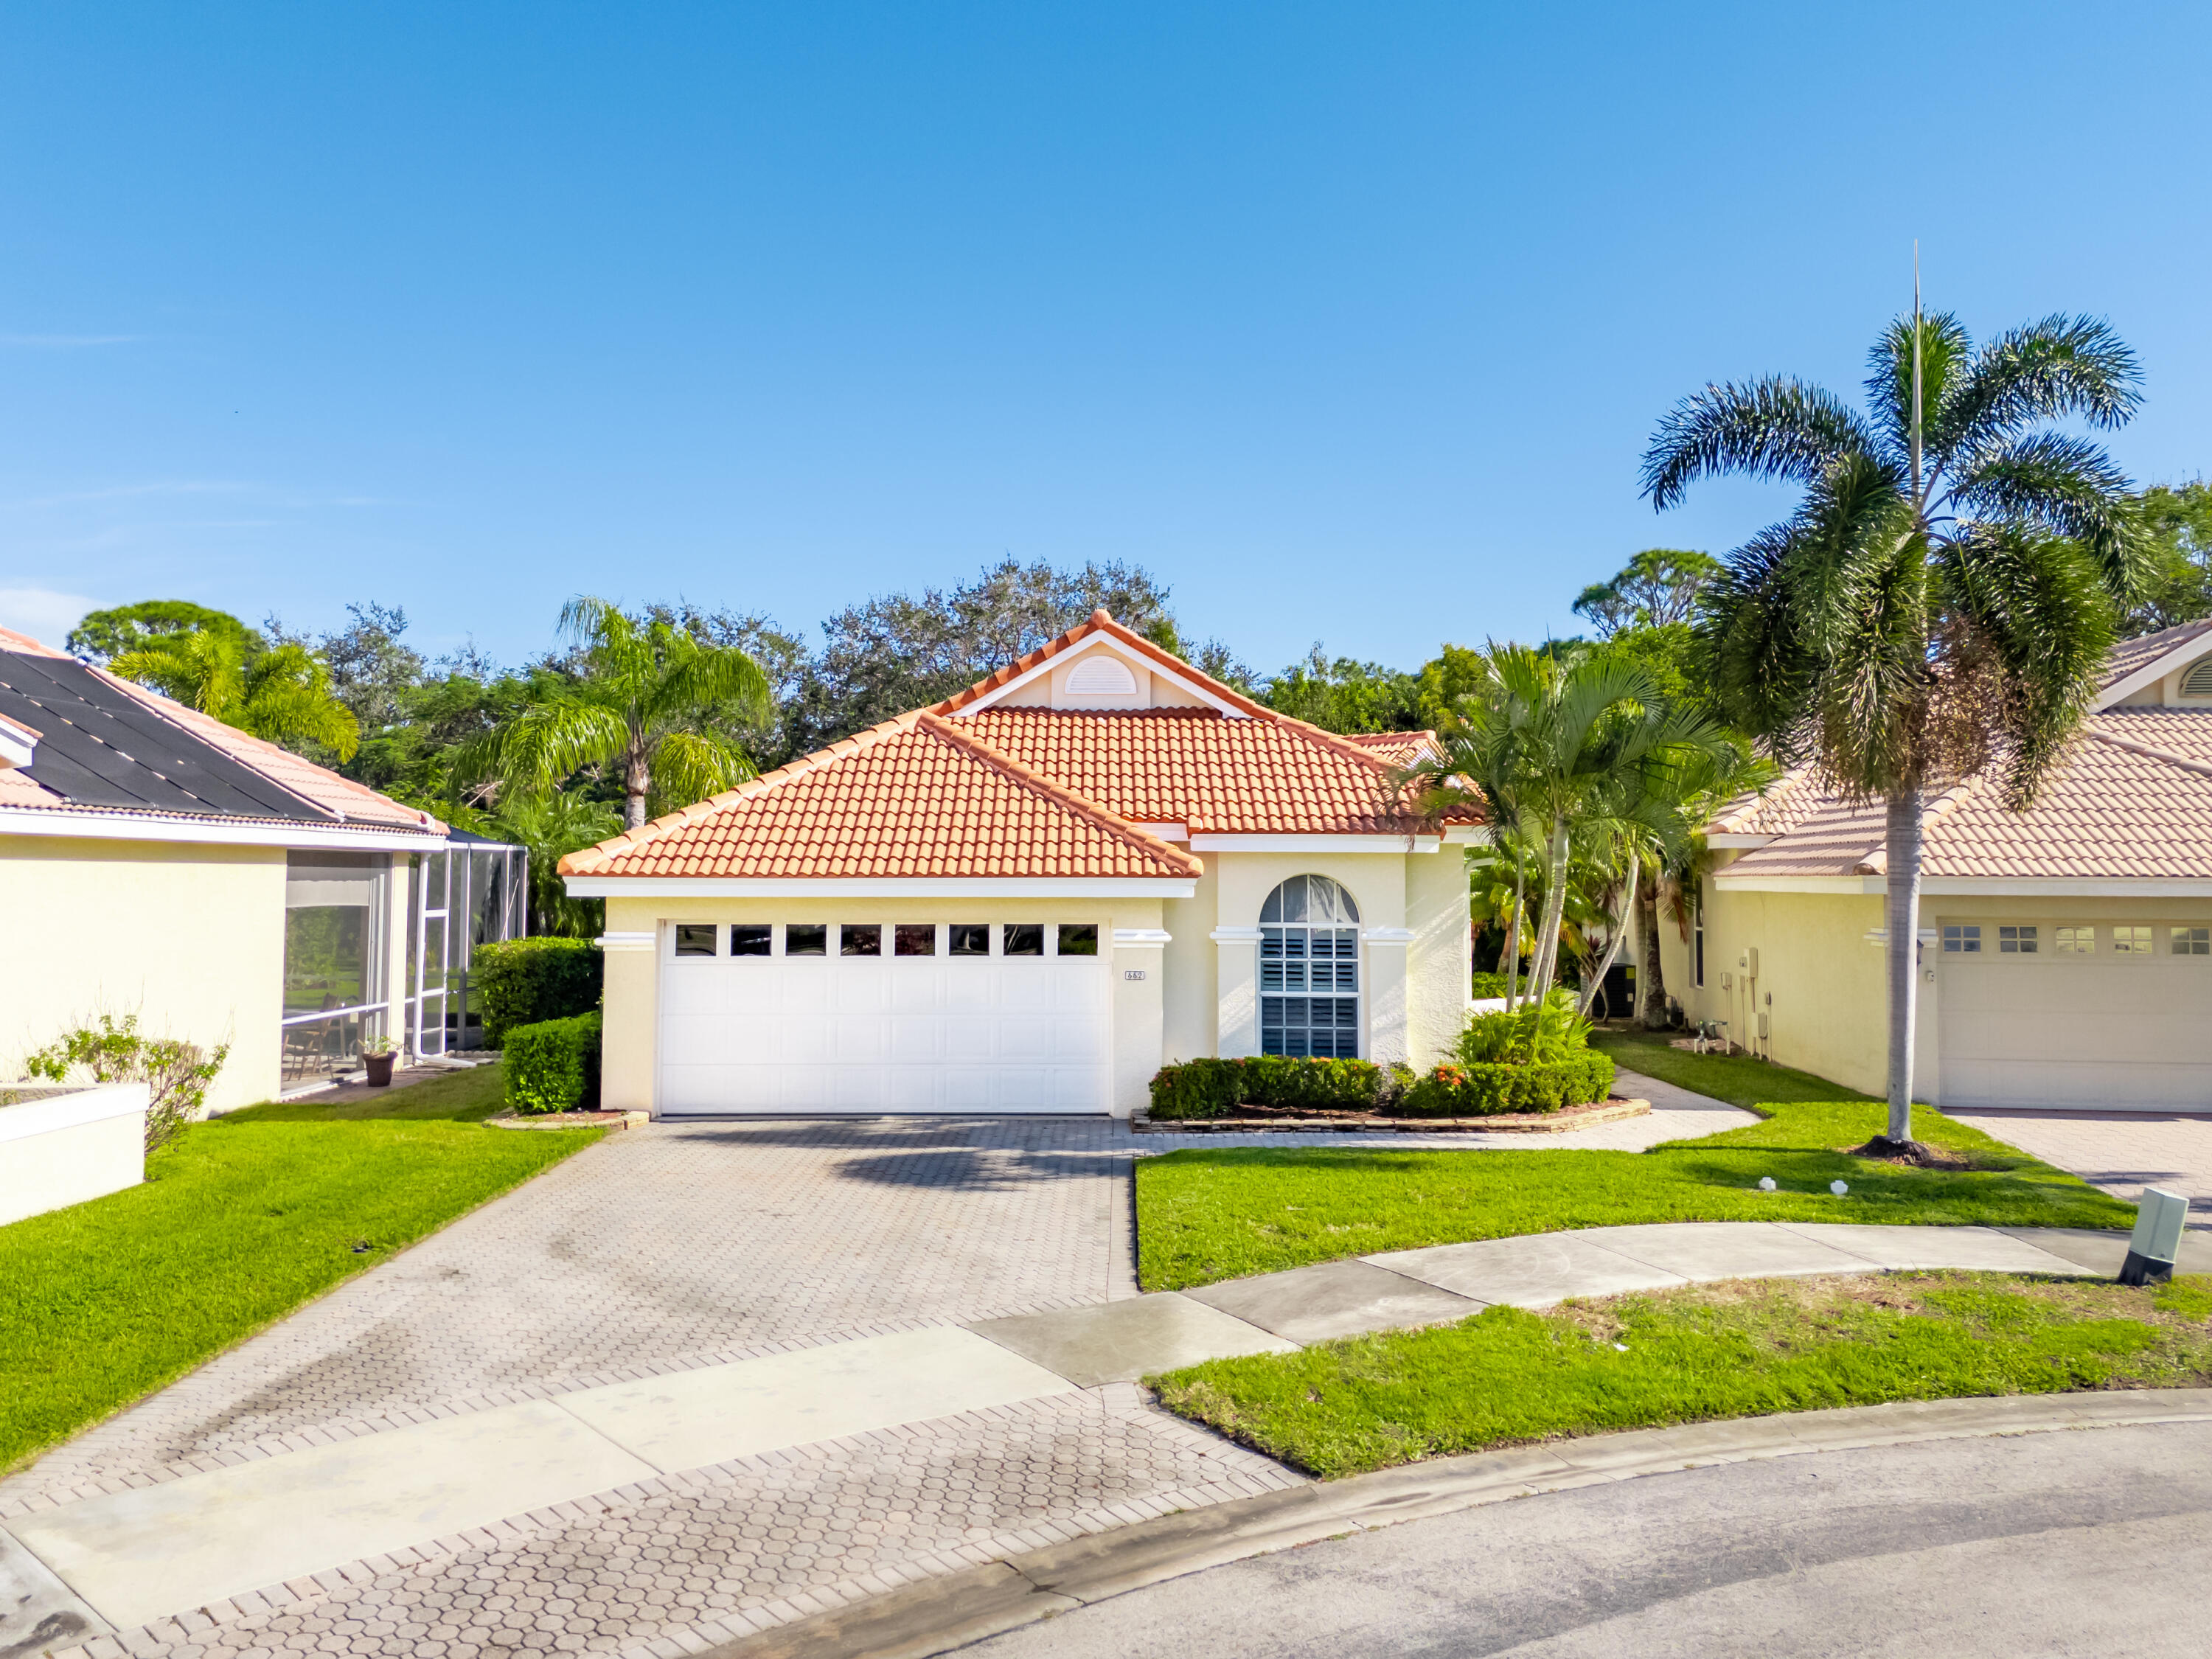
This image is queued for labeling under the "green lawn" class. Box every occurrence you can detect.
[1135,1092,2132,1290]
[1154,1273,2212,1478]
[1590,1028,1879,1110]
[0,1063,598,1475]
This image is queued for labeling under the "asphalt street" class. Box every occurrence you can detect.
[964,1420,2212,1658]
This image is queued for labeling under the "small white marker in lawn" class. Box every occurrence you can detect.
[1831,1180,1848,1196]
[1613,1343,1628,1352]
[1758,1177,1777,1192]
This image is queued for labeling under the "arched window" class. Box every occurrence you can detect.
[1259,875,1361,1057]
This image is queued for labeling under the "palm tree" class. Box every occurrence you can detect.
[1643,303,2144,1153]
[455,597,773,830]
[112,628,361,759]
[484,791,624,936]
[1411,642,1729,1024]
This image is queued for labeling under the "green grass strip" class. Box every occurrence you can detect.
[1135,1093,2132,1290]
[1590,1029,1879,1110]
[1154,1273,2212,1478]
[0,1065,598,1474]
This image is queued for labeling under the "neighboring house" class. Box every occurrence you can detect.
[1660,620,2212,1113]
[0,626,525,1110]
[561,611,1481,1119]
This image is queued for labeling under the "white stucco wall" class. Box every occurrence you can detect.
[591,846,1472,1114]
[1,836,288,1112]
[0,1082,148,1225]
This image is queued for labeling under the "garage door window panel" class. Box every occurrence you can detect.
[841,925,883,957]
[1004,924,1045,957]
[1998,925,2037,954]
[1941,925,1980,954]
[730,925,772,956]
[2174,927,2210,956]
[675,924,719,958]
[949,925,990,956]
[895,924,937,957]
[786,924,827,956]
[1057,924,1098,956]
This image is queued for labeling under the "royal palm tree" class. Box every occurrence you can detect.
[456,597,773,830]
[1411,642,1729,1023]
[112,628,361,760]
[1644,302,2144,1153]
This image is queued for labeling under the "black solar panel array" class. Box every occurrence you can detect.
[0,650,336,821]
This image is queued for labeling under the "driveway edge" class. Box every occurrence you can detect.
[704,1387,2212,1659]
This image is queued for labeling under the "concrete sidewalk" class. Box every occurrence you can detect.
[5,1218,2174,1659]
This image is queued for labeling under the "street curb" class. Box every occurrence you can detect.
[703,1388,2212,1659]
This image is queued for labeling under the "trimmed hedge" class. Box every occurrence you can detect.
[1148,1056,1413,1121]
[476,937,602,1048]
[504,1012,602,1116]
[1395,1051,1614,1118]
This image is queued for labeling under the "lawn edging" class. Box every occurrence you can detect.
[699,1388,2212,1659]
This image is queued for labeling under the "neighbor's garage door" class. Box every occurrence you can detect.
[656,920,1108,1115]
[1937,920,2212,1112]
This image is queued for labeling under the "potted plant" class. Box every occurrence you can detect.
[360,1035,398,1088]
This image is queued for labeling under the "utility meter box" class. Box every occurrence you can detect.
[2120,1187,2190,1285]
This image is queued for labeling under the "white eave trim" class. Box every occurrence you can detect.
[1186,833,1441,852]
[595,931,656,953]
[945,633,1254,720]
[0,727,35,771]
[1717,872,2212,897]
[564,876,1200,898]
[0,807,448,850]
[2094,633,2212,710]
[1441,825,1490,844]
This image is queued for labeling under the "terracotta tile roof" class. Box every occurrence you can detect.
[1719,710,2212,883]
[1709,765,1830,837]
[954,706,1431,835]
[560,712,1203,880]
[933,609,1281,720]
[2098,618,2212,692]
[1340,731,1441,768]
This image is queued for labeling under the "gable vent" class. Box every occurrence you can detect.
[2183,658,2212,697]
[1065,655,1139,695]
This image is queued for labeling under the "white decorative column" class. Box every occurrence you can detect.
[1210,925,1262,1057]
[1363,927,1414,1065]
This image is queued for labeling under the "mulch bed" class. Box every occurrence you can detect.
[484,1110,650,1132]
[1131,1096,1652,1135]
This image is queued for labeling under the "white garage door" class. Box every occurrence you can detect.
[656,921,1109,1116]
[1937,920,2212,1112]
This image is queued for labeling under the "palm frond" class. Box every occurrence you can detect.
[1641,378,1881,510]
[647,730,757,817]
[1952,431,2147,597]
[1865,310,1970,467]
[1935,314,2143,461]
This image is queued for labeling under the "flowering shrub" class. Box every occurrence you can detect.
[23,1014,229,1152]
[1395,1051,1613,1117]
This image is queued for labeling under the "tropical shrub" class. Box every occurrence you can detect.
[1453,991,1591,1065]
[504,1012,602,1115]
[1395,1052,1615,1117]
[22,1015,229,1152]
[1147,1056,1413,1120]
[476,937,603,1047]
[1468,972,1532,1000]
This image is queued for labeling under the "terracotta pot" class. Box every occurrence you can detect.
[363,1051,396,1088]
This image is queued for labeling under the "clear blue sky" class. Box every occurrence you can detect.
[3,1,2208,673]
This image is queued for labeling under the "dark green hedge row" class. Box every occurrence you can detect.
[1395,1051,1614,1117]
[476,937,602,1048]
[1148,1056,1413,1120]
[504,1012,602,1116]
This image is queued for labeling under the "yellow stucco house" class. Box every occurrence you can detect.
[562,612,1481,1119]
[1,625,524,1110]
[1659,620,2212,1114]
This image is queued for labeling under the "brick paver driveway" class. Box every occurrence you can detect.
[4,1121,1291,1659]
[1947,1110,2212,1229]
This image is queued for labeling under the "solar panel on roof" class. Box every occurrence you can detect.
[0,651,337,821]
